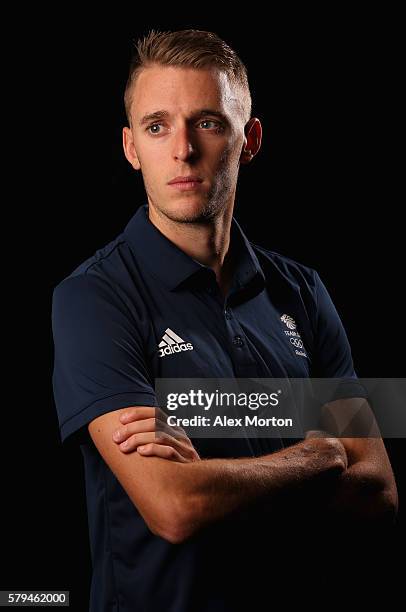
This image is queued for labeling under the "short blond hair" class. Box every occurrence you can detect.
[124,29,252,125]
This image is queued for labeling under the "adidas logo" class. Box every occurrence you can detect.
[158,328,194,358]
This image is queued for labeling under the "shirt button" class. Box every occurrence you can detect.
[232,335,244,347]
[208,286,216,295]
[224,308,232,319]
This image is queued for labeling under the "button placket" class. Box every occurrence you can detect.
[223,304,245,350]
[232,335,244,347]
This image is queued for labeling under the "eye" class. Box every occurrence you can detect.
[146,123,164,135]
[198,120,222,130]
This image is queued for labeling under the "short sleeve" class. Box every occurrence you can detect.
[311,270,367,400]
[51,274,158,446]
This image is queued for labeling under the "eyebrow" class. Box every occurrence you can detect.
[139,109,230,127]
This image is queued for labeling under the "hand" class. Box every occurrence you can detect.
[112,406,201,463]
[305,429,348,471]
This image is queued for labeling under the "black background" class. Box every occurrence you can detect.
[3,11,404,609]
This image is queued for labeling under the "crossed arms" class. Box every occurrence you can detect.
[88,402,398,544]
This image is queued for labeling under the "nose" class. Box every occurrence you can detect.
[172,124,197,162]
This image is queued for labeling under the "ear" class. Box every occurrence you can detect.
[240,118,262,165]
[122,126,141,170]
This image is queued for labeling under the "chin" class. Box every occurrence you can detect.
[164,198,213,222]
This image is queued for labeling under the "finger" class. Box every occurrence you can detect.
[118,408,187,443]
[119,431,199,462]
[152,433,200,461]
[117,432,158,453]
[117,431,187,454]
[151,430,197,457]
[137,444,188,463]
[167,424,189,440]
[155,406,173,422]
[119,406,170,424]
[115,416,188,443]
[114,418,158,442]
[113,417,182,443]
[119,407,156,423]
[144,424,199,459]
[113,419,200,460]
[155,420,189,440]
[174,425,188,437]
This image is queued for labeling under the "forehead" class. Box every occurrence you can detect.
[131,65,239,118]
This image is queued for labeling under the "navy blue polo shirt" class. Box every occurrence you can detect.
[52,203,365,611]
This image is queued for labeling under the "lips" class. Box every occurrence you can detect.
[168,175,203,185]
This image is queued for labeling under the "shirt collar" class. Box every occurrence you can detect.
[124,204,265,294]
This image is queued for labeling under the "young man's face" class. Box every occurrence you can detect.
[123,65,250,223]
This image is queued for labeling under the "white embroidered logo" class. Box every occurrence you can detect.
[280,314,297,330]
[158,328,194,358]
[280,314,308,358]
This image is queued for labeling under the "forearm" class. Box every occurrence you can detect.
[320,435,399,524]
[326,460,399,523]
[169,437,346,540]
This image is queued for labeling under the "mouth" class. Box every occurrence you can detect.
[167,175,204,190]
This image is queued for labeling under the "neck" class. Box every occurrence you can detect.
[147,203,235,294]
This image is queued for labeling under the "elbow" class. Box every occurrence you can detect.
[376,484,398,524]
[155,524,193,545]
[352,477,398,525]
[152,516,193,545]
[330,469,399,525]
[365,471,399,524]
[146,491,204,544]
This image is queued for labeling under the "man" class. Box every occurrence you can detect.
[52,30,398,612]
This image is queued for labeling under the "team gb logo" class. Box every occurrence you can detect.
[280,314,297,330]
